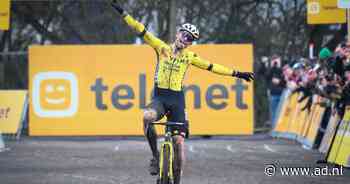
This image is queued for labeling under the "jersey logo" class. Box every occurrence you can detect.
[178,58,188,64]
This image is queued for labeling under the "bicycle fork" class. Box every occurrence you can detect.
[159,141,174,181]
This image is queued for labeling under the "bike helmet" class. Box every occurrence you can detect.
[179,23,199,40]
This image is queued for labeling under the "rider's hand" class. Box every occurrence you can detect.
[110,0,125,15]
[233,71,255,82]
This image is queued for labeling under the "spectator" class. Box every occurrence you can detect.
[266,56,286,128]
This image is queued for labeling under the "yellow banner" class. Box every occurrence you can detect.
[305,101,325,145]
[29,45,254,136]
[273,93,298,134]
[302,102,317,137]
[327,118,349,163]
[288,93,308,136]
[319,113,340,153]
[0,90,27,133]
[343,106,350,121]
[307,0,346,24]
[0,0,10,30]
[335,120,350,167]
[328,107,350,167]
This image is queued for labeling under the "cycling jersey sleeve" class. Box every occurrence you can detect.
[123,14,166,51]
[190,52,236,76]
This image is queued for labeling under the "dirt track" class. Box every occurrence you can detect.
[0,135,349,184]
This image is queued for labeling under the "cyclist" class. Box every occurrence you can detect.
[110,2,254,176]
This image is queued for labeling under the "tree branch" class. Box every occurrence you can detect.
[12,3,64,44]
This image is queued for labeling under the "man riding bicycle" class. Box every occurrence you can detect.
[110,1,254,176]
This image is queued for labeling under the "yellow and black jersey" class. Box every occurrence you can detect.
[123,14,235,91]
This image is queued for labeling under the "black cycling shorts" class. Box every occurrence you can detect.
[145,87,189,138]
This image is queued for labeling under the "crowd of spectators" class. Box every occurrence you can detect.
[259,41,350,129]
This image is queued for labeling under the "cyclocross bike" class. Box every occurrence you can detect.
[152,122,184,184]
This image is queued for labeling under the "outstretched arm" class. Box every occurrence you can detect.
[110,1,166,51]
[190,53,254,82]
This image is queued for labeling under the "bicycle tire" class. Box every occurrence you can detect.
[173,140,182,184]
[160,144,171,184]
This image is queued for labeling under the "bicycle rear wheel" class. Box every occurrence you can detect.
[159,144,171,184]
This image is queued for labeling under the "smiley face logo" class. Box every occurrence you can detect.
[40,79,71,110]
[308,2,320,15]
[32,72,78,117]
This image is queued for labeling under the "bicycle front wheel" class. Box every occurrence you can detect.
[159,144,171,184]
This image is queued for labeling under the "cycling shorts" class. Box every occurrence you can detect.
[146,87,189,138]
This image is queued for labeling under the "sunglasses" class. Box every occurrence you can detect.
[180,31,194,43]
